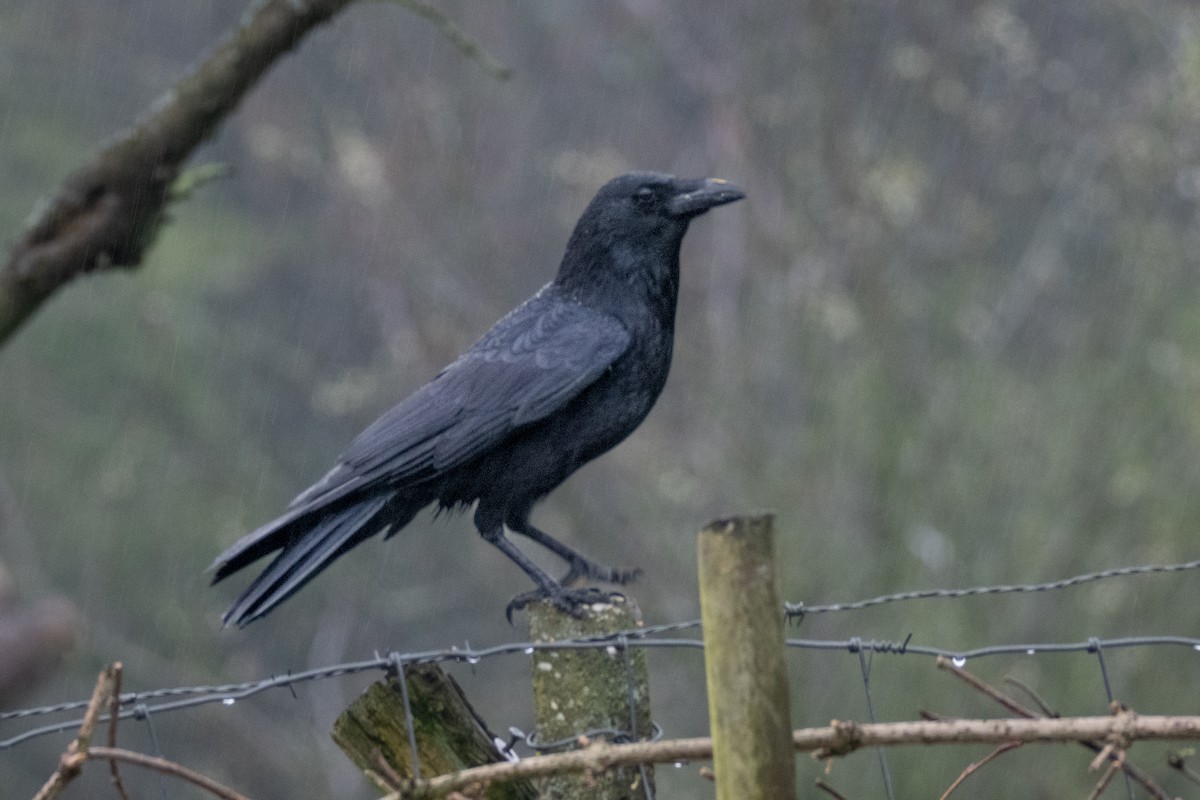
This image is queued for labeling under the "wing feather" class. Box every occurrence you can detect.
[288,297,630,505]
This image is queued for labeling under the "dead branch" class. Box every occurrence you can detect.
[814,779,851,799]
[1167,749,1200,786]
[935,655,1036,718]
[1086,759,1122,800]
[935,656,1169,799]
[31,664,117,800]
[384,0,512,79]
[381,714,1200,799]
[0,0,508,347]
[30,663,251,800]
[0,0,358,344]
[106,663,130,800]
[937,741,1022,800]
[806,714,1200,756]
[86,747,252,800]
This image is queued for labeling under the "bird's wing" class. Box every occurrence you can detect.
[291,299,631,505]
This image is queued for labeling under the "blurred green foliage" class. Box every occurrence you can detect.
[3,1,1200,798]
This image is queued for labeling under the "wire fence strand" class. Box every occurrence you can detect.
[784,556,1200,617]
[3,556,1200,754]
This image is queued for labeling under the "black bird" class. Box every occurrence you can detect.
[211,171,745,626]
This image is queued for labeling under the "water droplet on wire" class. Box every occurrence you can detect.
[951,656,967,668]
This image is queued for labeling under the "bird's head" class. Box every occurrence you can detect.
[584,170,745,229]
[557,171,745,296]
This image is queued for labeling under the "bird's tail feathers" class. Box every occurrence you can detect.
[220,494,398,627]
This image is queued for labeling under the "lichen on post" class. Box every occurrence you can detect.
[527,595,655,799]
[332,663,534,799]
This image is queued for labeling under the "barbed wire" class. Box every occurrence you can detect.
[3,556,1199,754]
[785,556,1200,617]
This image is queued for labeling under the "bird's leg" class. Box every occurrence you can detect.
[507,518,642,587]
[478,523,597,622]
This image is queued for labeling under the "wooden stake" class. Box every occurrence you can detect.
[332,664,534,799]
[698,513,796,799]
[528,594,655,799]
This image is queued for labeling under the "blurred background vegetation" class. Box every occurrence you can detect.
[3,1,1200,797]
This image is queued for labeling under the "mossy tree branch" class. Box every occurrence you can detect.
[0,0,361,345]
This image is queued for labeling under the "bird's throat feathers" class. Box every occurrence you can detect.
[556,222,684,320]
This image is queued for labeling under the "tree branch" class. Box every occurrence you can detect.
[87,747,253,800]
[384,714,1200,799]
[106,663,131,800]
[0,0,358,345]
[31,664,117,800]
[383,0,512,80]
[936,656,1169,798]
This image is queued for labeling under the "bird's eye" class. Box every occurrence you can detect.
[634,186,655,206]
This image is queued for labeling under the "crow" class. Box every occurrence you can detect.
[211,171,745,626]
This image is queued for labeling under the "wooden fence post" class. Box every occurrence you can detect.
[332,663,535,799]
[698,513,796,799]
[528,595,655,799]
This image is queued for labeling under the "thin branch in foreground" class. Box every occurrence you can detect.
[106,662,131,800]
[381,714,1200,800]
[815,779,851,799]
[31,664,117,800]
[30,662,251,800]
[384,0,512,80]
[935,656,1169,800]
[1167,749,1200,786]
[86,747,252,800]
[937,741,1022,800]
[935,655,1036,718]
[1086,758,1122,800]
[1004,675,1059,718]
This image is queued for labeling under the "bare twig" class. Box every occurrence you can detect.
[31,665,117,800]
[1086,759,1122,800]
[31,663,250,800]
[1004,676,1059,718]
[106,662,130,800]
[372,748,406,791]
[384,0,512,79]
[937,741,1022,800]
[1167,749,1200,786]
[815,779,851,799]
[936,656,1038,718]
[936,656,1169,799]
[86,747,252,800]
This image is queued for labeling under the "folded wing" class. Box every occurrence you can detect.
[210,297,630,624]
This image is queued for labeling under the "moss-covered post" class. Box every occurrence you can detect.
[332,663,535,799]
[528,595,654,799]
[698,513,796,799]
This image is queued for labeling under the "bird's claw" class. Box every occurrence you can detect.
[560,558,642,587]
[505,586,626,624]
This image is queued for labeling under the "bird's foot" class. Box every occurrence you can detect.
[505,585,626,623]
[560,557,642,587]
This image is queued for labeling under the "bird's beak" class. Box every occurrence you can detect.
[667,178,746,219]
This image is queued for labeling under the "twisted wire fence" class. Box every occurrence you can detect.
[4,555,1199,757]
